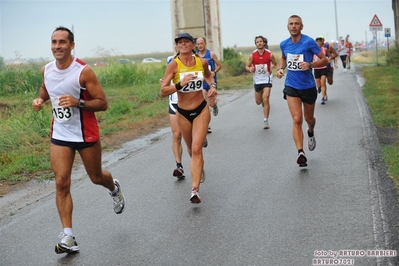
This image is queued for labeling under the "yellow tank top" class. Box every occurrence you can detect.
[173,56,205,93]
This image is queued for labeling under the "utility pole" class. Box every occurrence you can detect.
[393,0,399,43]
[334,0,339,41]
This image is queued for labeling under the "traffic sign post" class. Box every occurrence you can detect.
[369,14,383,65]
[385,28,391,50]
[369,14,383,31]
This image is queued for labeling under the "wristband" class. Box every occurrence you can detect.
[210,83,217,88]
[175,82,183,91]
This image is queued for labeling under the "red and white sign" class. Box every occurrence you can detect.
[369,14,383,31]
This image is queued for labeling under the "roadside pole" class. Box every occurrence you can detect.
[385,28,391,51]
[369,14,383,65]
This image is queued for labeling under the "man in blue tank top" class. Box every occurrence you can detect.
[196,37,222,133]
[276,15,328,167]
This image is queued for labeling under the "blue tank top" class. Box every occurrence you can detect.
[280,34,320,90]
[324,43,332,68]
[199,49,217,89]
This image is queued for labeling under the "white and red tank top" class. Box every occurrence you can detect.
[252,49,272,84]
[44,57,100,143]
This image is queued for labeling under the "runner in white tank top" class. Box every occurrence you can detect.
[45,57,99,142]
[32,26,125,254]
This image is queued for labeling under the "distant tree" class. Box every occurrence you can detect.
[93,46,116,61]
[14,51,22,61]
[222,48,246,76]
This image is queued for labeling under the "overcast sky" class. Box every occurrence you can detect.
[0,0,395,60]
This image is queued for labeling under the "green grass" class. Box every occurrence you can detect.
[352,49,387,65]
[360,51,399,189]
[362,66,399,127]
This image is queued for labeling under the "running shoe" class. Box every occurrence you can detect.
[307,130,316,151]
[203,138,208,148]
[343,69,347,73]
[190,187,201,204]
[321,98,325,105]
[200,170,205,183]
[263,120,270,129]
[173,167,185,179]
[207,126,212,133]
[297,151,308,167]
[110,179,125,214]
[212,105,219,116]
[317,87,321,93]
[55,232,79,254]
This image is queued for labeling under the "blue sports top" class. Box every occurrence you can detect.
[199,49,217,89]
[280,34,321,90]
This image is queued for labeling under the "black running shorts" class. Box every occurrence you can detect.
[283,86,317,105]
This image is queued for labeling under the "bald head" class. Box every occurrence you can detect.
[196,37,207,52]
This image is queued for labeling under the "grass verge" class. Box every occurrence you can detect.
[354,48,399,191]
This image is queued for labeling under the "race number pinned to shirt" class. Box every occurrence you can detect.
[255,64,268,76]
[179,71,204,93]
[51,97,73,122]
[287,53,304,71]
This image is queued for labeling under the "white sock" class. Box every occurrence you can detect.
[264,118,268,122]
[63,227,73,236]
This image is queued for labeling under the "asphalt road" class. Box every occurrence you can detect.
[1,65,398,266]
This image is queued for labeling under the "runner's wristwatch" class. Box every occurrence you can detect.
[78,99,85,108]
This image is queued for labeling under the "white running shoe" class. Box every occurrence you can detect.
[263,120,270,129]
[207,126,212,133]
[55,233,79,254]
[110,179,126,214]
[190,187,201,204]
[307,130,316,151]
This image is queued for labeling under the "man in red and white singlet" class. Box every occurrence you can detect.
[32,26,125,255]
[246,35,278,129]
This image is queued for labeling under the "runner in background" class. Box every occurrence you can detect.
[345,35,353,70]
[338,39,348,72]
[161,52,185,179]
[323,37,338,93]
[246,35,278,129]
[313,36,328,105]
[196,37,221,133]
